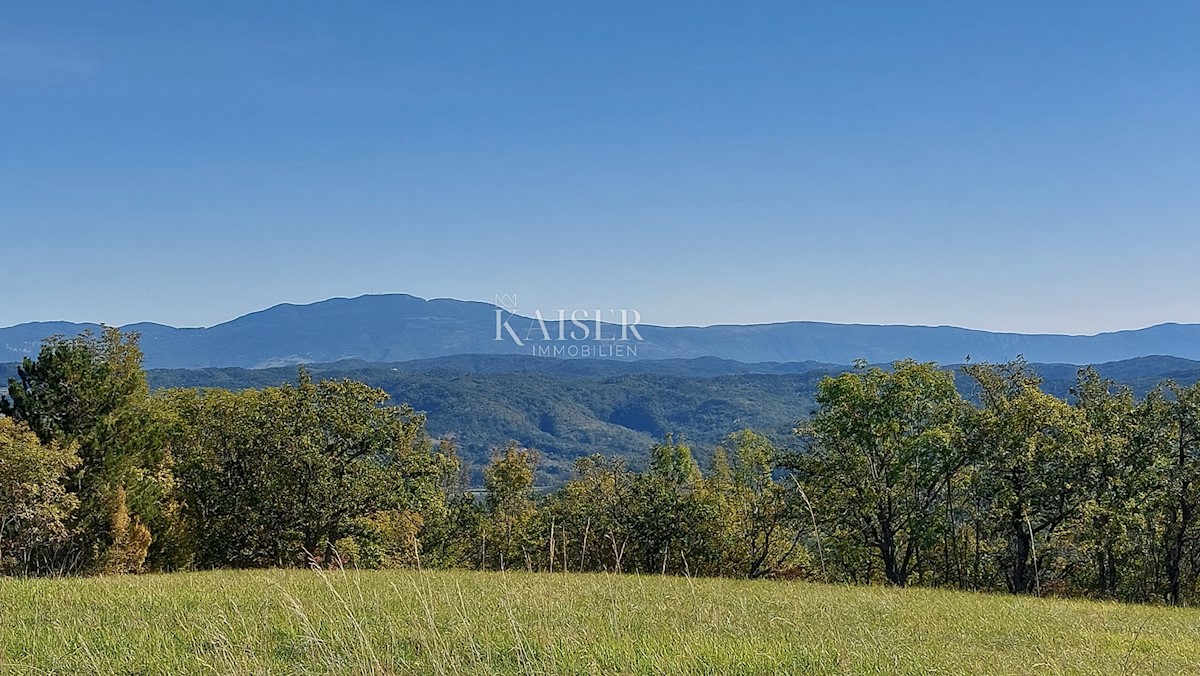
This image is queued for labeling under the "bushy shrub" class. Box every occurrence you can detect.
[0,417,80,575]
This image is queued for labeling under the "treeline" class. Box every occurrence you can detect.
[4,330,1200,605]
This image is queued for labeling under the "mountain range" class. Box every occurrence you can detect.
[6,293,1200,482]
[4,294,1200,369]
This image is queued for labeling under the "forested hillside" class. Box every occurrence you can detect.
[6,353,1200,482]
[10,330,1200,604]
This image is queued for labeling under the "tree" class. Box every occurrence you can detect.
[649,433,701,487]
[626,435,720,575]
[482,442,538,570]
[162,370,452,568]
[403,437,475,570]
[708,430,803,578]
[0,417,80,575]
[1069,368,1145,600]
[800,360,965,586]
[1132,381,1200,605]
[962,360,1095,595]
[1,327,161,573]
[541,454,635,573]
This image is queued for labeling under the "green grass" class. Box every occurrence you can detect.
[1,569,1198,675]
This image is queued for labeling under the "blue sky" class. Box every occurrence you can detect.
[2,2,1197,333]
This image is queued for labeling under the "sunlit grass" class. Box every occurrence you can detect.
[1,569,1197,674]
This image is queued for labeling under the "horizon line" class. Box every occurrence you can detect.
[0,292,1195,339]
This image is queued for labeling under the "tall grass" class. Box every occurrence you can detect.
[1,569,1198,674]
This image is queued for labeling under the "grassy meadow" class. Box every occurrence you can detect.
[1,569,1198,675]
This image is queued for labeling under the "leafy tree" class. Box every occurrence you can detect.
[405,437,477,569]
[0,417,80,575]
[1132,381,1200,604]
[649,433,701,487]
[482,442,538,570]
[1069,368,1146,600]
[161,370,451,568]
[962,360,1095,594]
[1,327,162,573]
[708,430,803,578]
[541,454,635,573]
[623,436,723,575]
[800,360,965,586]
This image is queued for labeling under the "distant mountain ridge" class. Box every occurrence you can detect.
[4,294,1200,369]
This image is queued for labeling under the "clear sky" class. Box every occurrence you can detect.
[2,2,1197,334]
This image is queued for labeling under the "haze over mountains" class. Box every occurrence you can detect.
[4,293,1200,369]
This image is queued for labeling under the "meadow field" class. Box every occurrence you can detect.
[1,569,1198,675]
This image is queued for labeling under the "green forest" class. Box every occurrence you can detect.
[5,328,1200,606]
